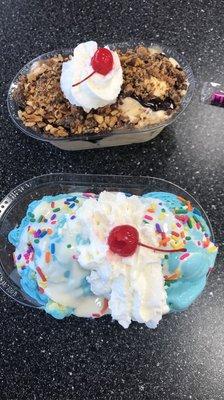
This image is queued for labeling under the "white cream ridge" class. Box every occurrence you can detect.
[60,41,123,112]
[73,192,170,328]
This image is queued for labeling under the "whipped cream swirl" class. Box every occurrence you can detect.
[60,41,123,112]
[73,192,169,328]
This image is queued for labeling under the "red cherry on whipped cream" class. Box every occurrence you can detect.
[72,47,114,87]
[108,225,186,257]
[91,48,113,75]
[108,225,139,257]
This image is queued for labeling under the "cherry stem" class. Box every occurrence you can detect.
[138,242,186,253]
[92,299,109,318]
[72,71,95,87]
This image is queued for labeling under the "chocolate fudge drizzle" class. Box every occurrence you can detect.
[131,95,175,112]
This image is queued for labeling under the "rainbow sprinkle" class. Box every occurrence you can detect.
[67,196,77,201]
[175,208,188,214]
[155,223,162,233]
[28,212,35,218]
[144,214,153,221]
[180,252,190,261]
[45,252,51,263]
[175,215,189,224]
[36,266,47,282]
[193,208,202,216]
[40,231,47,238]
[187,219,193,229]
[177,196,188,204]
[171,231,179,237]
[53,208,60,213]
[51,243,55,254]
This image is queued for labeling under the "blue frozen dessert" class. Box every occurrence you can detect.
[9,190,218,328]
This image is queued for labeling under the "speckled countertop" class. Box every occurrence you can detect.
[0,1,224,399]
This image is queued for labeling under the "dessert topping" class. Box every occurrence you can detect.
[108,225,186,257]
[60,41,123,112]
[72,48,114,87]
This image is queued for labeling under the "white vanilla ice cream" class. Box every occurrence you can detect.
[60,41,123,112]
[73,192,169,329]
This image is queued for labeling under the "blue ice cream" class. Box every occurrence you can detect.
[143,192,217,311]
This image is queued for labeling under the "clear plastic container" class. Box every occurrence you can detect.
[201,81,224,107]
[7,41,195,151]
[0,173,214,309]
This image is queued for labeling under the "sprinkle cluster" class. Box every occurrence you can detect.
[15,195,89,292]
[142,195,217,284]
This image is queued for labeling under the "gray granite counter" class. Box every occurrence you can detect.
[0,0,223,399]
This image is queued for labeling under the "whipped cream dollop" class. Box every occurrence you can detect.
[60,41,123,112]
[73,192,169,328]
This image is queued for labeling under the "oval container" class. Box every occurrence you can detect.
[0,173,213,309]
[7,41,195,151]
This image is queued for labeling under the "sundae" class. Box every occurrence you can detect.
[9,190,217,328]
[13,41,189,138]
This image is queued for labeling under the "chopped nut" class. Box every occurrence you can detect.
[77,126,83,134]
[109,116,117,127]
[26,100,34,107]
[55,110,63,119]
[24,121,36,127]
[18,110,23,119]
[29,115,43,122]
[56,126,68,137]
[111,110,119,116]
[45,124,53,132]
[37,122,46,128]
[94,114,104,124]
[36,108,45,116]
[136,45,149,60]
[25,106,34,114]
[104,116,111,125]
[100,122,107,130]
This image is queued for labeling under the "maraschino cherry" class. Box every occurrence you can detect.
[91,48,113,75]
[108,225,139,257]
[108,225,186,257]
[72,48,114,87]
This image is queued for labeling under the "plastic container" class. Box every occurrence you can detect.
[7,41,195,151]
[201,81,224,107]
[0,173,214,309]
